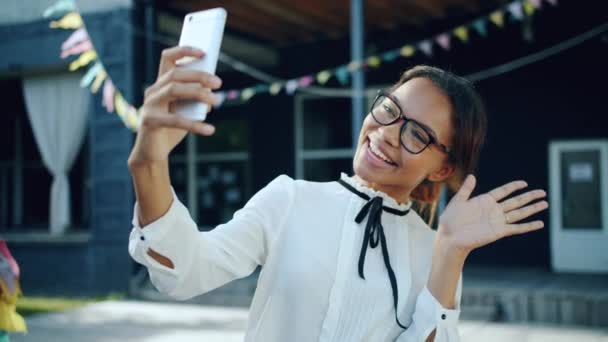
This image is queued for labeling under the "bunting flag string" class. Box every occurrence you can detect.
[46,0,558,131]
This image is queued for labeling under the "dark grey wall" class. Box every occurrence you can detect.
[1,8,136,296]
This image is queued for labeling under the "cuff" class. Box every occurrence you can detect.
[415,286,460,339]
[129,187,198,276]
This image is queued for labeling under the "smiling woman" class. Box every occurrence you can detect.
[127,47,549,341]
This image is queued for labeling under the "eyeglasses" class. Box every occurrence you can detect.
[370,90,452,156]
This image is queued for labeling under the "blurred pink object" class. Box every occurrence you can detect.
[102,79,115,112]
[0,240,19,294]
[436,33,451,50]
[61,27,88,51]
[60,39,92,58]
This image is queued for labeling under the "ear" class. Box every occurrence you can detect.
[427,161,456,182]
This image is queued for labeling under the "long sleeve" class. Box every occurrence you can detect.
[128,174,295,300]
[396,277,462,342]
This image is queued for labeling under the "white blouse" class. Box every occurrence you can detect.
[129,173,462,341]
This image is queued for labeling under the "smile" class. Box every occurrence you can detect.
[367,138,397,166]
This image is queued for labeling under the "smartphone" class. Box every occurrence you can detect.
[173,8,227,121]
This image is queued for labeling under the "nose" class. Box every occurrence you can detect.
[376,120,402,148]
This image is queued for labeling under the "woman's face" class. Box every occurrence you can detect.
[352,77,455,203]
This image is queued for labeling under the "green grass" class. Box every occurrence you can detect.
[16,293,125,317]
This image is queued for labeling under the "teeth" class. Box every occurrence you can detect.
[369,140,394,164]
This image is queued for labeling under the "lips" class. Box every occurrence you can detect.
[366,138,397,167]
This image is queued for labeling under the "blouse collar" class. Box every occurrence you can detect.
[339,173,413,211]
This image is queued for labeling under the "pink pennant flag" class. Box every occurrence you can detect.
[530,0,543,9]
[227,90,239,100]
[60,39,92,58]
[545,0,558,5]
[417,40,433,56]
[298,75,314,87]
[102,79,115,113]
[435,33,451,50]
[61,27,88,51]
[508,2,524,20]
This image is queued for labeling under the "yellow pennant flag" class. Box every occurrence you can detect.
[125,106,139,130]
[90,69,107,93]
[114,92,129,117]
[366,56,381,68]
[316,70,332,84]
[241,88,255,101]
[50,12,83,29]
[453,26,469,42]
[269,82,282,95]
[400,45,415,57]
[69,50,97,71]
[523,1,536,16]
[489,10,505,28]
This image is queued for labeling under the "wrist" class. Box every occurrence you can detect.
[434,229,471,262]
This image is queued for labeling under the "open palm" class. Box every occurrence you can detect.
[438,175,548,253]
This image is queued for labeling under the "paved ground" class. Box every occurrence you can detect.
[10,300,608,342]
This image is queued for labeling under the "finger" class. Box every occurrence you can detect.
[147,82,220,107]
[158,46,204,77]
[503,220,544,237]
[505,200,549,223]
[141,110,216,136]
[500,189,547,212]
[488,180,528,202]
[151,67,222,94]
[452,174,476,202]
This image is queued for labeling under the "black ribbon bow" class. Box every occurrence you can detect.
[338,178,411,330]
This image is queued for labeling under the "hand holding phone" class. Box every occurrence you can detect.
[173,8,227,121]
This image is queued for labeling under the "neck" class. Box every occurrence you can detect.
[353,174,412,205]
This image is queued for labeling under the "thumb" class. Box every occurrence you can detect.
[452,174,476,202]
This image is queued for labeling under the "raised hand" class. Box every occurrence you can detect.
[437,175,548,254]
[128,46,223,166]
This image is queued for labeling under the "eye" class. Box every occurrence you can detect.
[383,103,398,118]
[412,128,429,144]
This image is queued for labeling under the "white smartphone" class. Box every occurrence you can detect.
[173,8,227,121]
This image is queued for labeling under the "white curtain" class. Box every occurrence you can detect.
[22,73,89,235]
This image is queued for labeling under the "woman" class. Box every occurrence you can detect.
[128,46,548,341]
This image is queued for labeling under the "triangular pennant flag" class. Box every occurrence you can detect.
[68,49,96,71]
[214,91,226,108]
[530,0,543,8]
[523,1,536,16]
[254,84,269,93]
[366,56,382,68]
[90,68,107,93]
[114,92,129,117]
[472,18,488,37]
[453,26,469,42]
[285,79,299,94]
[417,40,433,57]
[435,33,451,50]
[507,2,524,21]
[400,45,416,57]
[316,70,332,84]
[335,66,349,85]
[381,50,401,62]
[50,11,83,29]
[43,0,76,18]
[269,82,283,95]
[125,105,139,130]
[545,0,558,6]
[241,88,255,101]
[489,10,505,27]
[102,79,115,112]
[61,27,88,51]
[298,75,314,87]
[347,60,362,72]
[60,39,92,59]
[227,90,239,100]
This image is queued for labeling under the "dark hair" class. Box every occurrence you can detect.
[389,65,487,225]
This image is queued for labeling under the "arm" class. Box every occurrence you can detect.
[399,174,548,342]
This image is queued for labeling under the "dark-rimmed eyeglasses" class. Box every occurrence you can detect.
[370,90,452,157]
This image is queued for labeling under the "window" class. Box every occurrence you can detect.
[169,112,251,230]
[0,79,90,232]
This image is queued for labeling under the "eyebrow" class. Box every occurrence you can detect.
[387,92,440,140]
